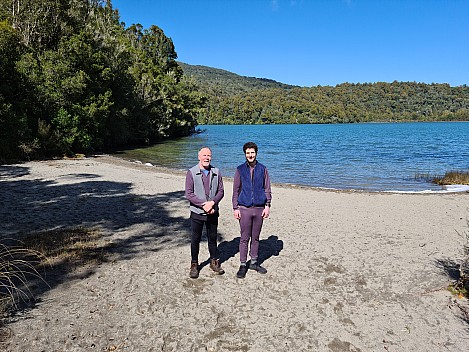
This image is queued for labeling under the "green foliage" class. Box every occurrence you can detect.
[180,64,469,125]
[0,0,202,161]
[0,20,31,161]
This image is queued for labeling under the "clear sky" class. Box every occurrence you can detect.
[111,0,469,87]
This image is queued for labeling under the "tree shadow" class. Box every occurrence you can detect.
[0,165,29,179]
[0,162,192,313]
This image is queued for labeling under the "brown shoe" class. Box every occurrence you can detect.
[210,259,225,275]
[189,262,199,279]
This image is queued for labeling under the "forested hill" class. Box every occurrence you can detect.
[179,62,469,125]
[178,62,297,94]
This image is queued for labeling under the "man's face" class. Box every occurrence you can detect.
[198,148,212,169]
[245,148,257,164]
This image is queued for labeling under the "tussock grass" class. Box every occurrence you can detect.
[0,243,45,312]
[413,172,435,182]
[433,170,469,186]
[0,227,107,320]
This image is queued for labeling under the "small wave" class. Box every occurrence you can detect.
[385,184,469,194]
[442,184,469,192]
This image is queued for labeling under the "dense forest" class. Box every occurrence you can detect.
[0,0,204,162]
[1,1,468,162]
[179,63,469,125]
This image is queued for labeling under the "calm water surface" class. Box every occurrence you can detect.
[115,122,469,192]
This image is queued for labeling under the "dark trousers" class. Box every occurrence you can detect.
[190,214,219,263]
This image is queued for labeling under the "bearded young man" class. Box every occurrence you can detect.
[232,142,272,279]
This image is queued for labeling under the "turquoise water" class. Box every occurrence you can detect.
[115,122,469,192]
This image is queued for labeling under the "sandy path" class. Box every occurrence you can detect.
[1,155,468,351]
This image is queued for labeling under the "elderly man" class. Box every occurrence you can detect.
[185,146,225,278]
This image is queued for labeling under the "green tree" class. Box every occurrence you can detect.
[0,20,33,161]
[1,0,204,160]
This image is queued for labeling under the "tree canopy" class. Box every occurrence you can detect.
[0,0,204,161]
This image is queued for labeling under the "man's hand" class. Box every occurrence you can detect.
[233,209,241,220]
[262,206,270,219]
[202,200,215,213]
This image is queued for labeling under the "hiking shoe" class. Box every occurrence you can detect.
[249,262,267,274]
[210,259,225,275]
[236,265,248,279]
[189,262,199,279]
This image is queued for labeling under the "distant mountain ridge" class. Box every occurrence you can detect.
[178,62,296,94]
[177,62,469,125]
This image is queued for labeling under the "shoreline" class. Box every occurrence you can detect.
[102,154,469,195]
[1,156,469,351]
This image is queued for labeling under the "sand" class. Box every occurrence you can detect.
[1,155,468,352]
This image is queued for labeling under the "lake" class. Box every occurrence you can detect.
[114,122,469,193]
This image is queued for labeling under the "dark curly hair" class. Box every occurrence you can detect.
[243,142,258,153]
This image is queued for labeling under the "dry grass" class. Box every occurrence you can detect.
[0,243,45,312]
[23,227,107,268]
[433,170,469,185]
[0,227,108,318]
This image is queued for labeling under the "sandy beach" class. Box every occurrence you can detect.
[1,155,468,352]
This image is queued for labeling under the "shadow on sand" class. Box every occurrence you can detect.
[0,162,191,314]
[199,234,284,271]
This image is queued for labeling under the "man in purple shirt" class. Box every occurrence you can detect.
[185,147,225,278]
[232,142,272,278]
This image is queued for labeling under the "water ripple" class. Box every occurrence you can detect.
[115,122,469,192]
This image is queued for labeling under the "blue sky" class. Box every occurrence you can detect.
[111,0,468,87]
